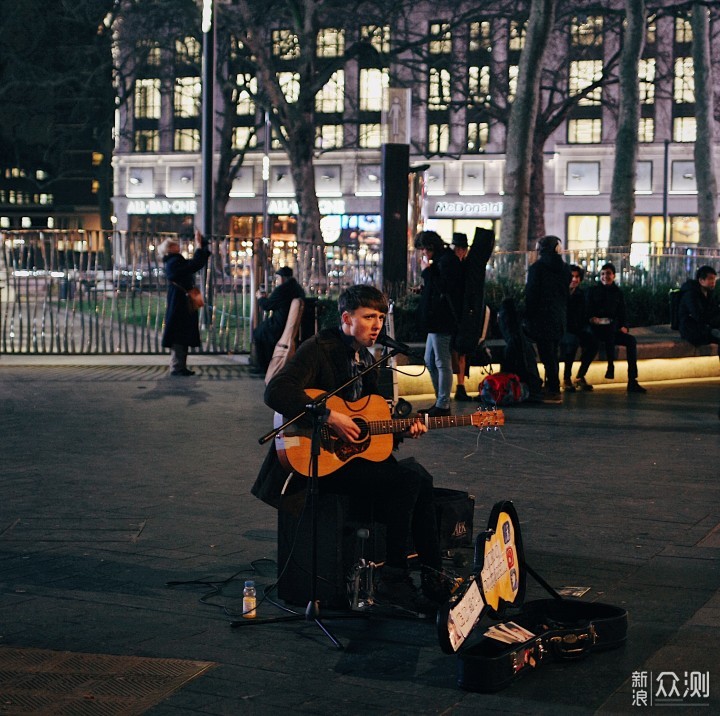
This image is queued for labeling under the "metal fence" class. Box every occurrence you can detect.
[1,229,719,355]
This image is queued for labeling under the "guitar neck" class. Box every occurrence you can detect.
[370,413,477,435]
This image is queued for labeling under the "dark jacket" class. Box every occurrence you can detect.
[161,247,210,348]
[253,278,306,367]
[678,279,720,345]
[585,282,628,330]
[419,247,463,334]
[252,327,379,507]
[524,252,571,340]
[566,286,589,335]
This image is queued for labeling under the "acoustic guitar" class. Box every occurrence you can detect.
[275,389,505,477]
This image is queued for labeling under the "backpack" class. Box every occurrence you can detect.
[479,372,528,406]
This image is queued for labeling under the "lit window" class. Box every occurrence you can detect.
[639,58,655,104]
[469,21,491,52]
[233,126,258,150]
[467,122,489,152]
[646,15,657,44]
[174,77,201,117]
[236,74,257,115]
[317,28,344,57]
[673,117,696,142]
[673,57,694,103]
[469,65,490,103]
[315,124,344,149]
[316,70,344,113]
[134,129,159,152]
[509,21,525,51]
[174,129,200,152]
[428,123,449,153]
[569,60,603,105]
[359,68,388,111]
[638,117,655,143]
[270,125,289,150]
[571,15,603,46]
[568,118,602,144]
[429,23,452,54]
[176,37,201,65]
[278,71,300,103]
[429,67,451,110]
[508,65,519,101]
[134,79,161,119]
[675,17,692,43]
[360,25,390,54]
[138,41,161,67]
[272,29,300,59]
[359,123,382,148]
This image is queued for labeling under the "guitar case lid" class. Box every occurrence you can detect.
[437,500,526,654]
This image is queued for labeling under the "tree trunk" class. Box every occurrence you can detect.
[500,0,556,254]
[609,0,646,249]
[528,134,548,248]
[691,3,719,248]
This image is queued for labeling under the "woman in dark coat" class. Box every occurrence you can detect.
[158,230,210,376]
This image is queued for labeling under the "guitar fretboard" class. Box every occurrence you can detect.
[368,413,492,434]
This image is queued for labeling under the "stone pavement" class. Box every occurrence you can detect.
[0,355,719,714]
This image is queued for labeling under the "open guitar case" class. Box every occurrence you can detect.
[436,501,627,693]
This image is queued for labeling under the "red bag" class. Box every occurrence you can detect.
[479,373,527,406]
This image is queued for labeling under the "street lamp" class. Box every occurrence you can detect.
[201,0,214,238]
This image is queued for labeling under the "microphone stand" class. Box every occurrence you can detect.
[231,345,403,649]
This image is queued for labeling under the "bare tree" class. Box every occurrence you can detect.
[609,0,646,248]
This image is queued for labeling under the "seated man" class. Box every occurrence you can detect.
[586,262,646,394]
[252,284,446,616]
[252,267,305,373]
[561,265,598,391]
[678,265,720,355]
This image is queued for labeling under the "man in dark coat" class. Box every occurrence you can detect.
[252,284,446,616]
[159,230,210,376]
[524,235,571,403]
[415,230,463,416]
[678,265,720,353]
[253,266,306,372]
[586,262,646,393]
[561,264,598,391]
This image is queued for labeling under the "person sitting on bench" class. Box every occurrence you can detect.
[678,265,720,356]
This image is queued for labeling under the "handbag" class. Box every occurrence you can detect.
[172,281,204,312]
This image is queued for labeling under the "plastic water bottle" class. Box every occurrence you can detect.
[242,580,257,619]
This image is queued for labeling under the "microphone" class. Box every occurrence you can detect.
[375,333,417,356]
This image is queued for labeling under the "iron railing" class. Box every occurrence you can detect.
[1,229,718,355]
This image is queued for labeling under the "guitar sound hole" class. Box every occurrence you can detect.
[353,418,369,442]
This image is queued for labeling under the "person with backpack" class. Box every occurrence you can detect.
[524,235,571,404]
[415,230,464,417]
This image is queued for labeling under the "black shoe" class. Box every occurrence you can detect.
[575,376,594,391]
[454,385,473,402]
[540,390,562,404]
[563,379,576,393]
[605,365,615,379]
[171,368,195,376]
[375,567,436,618]
[426,405,451,417]
[627,380,647,394]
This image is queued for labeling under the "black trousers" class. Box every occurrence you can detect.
[591,325,639,380]
[320,456,441,571]
[561,330,599,380]
[535,337,561,393]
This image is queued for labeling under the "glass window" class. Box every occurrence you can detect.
[638,58,655,103]
[569,60,603,105]
[236,75,257,115]
[571,15,603,46]
[638,117,655,143]
[176,37,201,65]
[509,21,526,51]
[675,17,692,43]
[469,21,492,52]
[360,25,390,54]
[359,68,388,111]
[429,22,452,54]
[428,123,449,153]
[469,65,490,102]
[467,122,489,152]
[317,28,344,57]
[174,77,201,117]
[359,123,382,148]
[673,57,694,103]
[566,215,610,251]
[568,118,602,143]
[429,67,451,110]
[134,79,161,119]
[272,29,300,59]
[670,216,698,244]
[646,15,657,45]
[174,129,200,152]
[673,116,696,142]
[278,71,300,103]
[233,126,258,150]
[134,129,159,152]
[315,70,344,113]
[508,65,519,101]
[315,124,344,149]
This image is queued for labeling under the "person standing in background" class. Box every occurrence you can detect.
[450,232,473,401]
